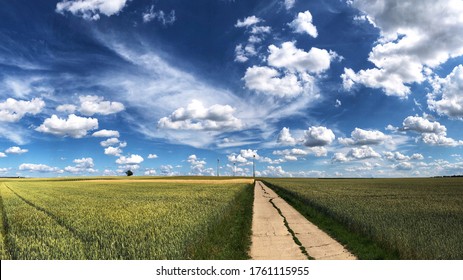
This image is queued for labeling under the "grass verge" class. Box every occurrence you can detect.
[263,180,399,260]
[185,183,254,259]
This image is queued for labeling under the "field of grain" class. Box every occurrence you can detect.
[0,178,254,260]
[263,178,463,259]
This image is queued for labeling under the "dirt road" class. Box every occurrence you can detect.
[250,181,356,260]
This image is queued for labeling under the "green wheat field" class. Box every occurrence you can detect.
[1,176,462,260]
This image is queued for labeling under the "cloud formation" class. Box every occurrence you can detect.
[235,16,262,28]
[0,98,45,122]
[284,0,296,10]
[402,116,462,146]
[277,127,297,146]
[303,126,335,147]
[428,65,463,119]
[104,146,122,156]
[56,0,128,20]
[342,0,463,97]
[116,154,144,165]
[142,5,176,25]
[339,128,389,146]
[64,157,96,173]
[36,114,98,138]
[92,129,120,138]
[158,100,243,131]
[187,154,214,175]
[100,137,121,147]
[5,146,28,154]
[19,163,60,173]
[79,95,125,116]
[288,11,318,38]
[267,42,331,74]
[244,41,335,98]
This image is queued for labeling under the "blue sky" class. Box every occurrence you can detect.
[1,0,463,177]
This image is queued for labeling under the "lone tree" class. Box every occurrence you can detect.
[125,170,133,176]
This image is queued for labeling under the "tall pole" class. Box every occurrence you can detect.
[217,158,220,177]
[233,162,236,177]
[252,154,255,178]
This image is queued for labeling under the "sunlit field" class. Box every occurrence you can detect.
[263,178,463,259]
[0,177,254,260]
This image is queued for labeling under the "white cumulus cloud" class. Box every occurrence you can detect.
[227,153,248,163]
[421,133,462,146]
[402,115,462,146]
[267,42,332,74]
[277,127,297,146]
[158,100,242,131]
[65,157,96,174]
[104,146,122,156]
[394,162,413,171]
[384,151,410,161]
[332,146,381,163]
[243,66,306,98]
[234,44,258,63]
[347,146,381,160]
[100,137,121,147]
[342,0,463,97]
[116,154,144,165]
[79,95,125,116]
[303,126,335,147]
[411,153,424,160]
[339,128,389,146]
[428,65,463,119]
[147,154,158,159]
[235,15,262,28]
[244,41,336,99]
[284,0,296,10]
[0,98,45,122]
[288,11,318,38]
[5,146,28,154]
[187,154,214,175]
[19,163,60,173]
[56,0,128,20]
[402,116,447,135]
[92,129,120,138]
[36,114,98,138]
[144,169,157,175]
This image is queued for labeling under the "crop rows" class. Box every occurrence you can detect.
[0,179,252,259]
[264,178,463,259]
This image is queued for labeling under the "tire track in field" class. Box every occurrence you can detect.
[3,183,90,258]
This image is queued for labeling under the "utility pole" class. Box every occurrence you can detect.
[217,158,220,177]
[252,154,256,178]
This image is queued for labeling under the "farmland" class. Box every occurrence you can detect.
[0,177,254,260]
[263,178,463,260]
